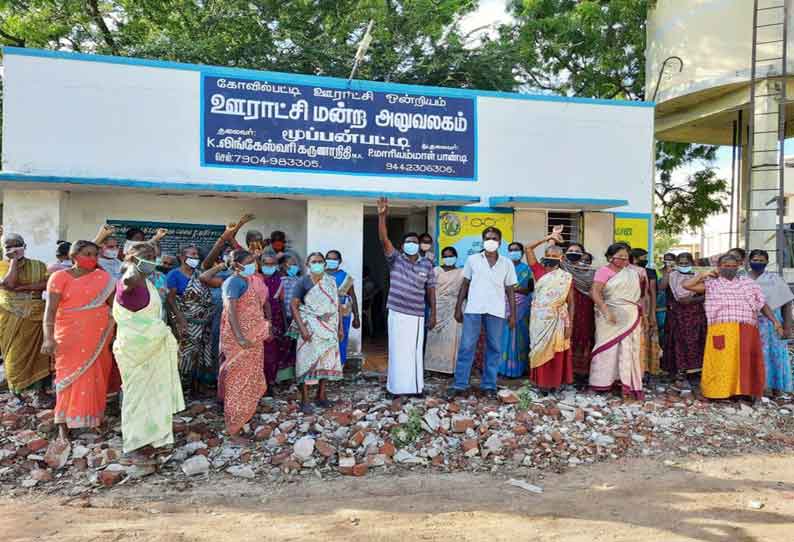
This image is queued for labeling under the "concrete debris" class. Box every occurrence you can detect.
[507,479,543,494]
[1,375,793,492]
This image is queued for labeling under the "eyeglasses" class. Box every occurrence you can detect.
[611,256,630,261]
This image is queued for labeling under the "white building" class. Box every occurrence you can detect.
[0,47,654,355]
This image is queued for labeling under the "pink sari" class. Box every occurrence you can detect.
[589,267,644,399]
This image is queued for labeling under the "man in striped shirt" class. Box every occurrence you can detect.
[378,197,437,396]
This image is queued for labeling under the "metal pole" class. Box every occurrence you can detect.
[728,109,747,247]
[745,0,759,253]
[729,118,737,248]
[777,0,788,274]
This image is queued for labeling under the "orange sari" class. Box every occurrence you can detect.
[48,269,115,428]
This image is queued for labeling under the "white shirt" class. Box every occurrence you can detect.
[462,252,518,318]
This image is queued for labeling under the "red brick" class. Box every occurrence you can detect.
[452,417,475,433]
[380,441,396,457]
[99,469,124,487]
[351,463,368,477]
[350,431,365,447]
[316,440,335,458]
[28,439,49,453]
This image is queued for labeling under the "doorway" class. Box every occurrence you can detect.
[360,206,429,372]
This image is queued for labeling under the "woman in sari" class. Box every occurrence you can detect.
[262,251,302,393]
[589,243,644,399]
[276,254,301,383]
[561,242,596,386]
[660,252,706,392]
[42,241,115,441]
[683,253,778,400]
[525,238,574,391]
[113,243,184,457]
[748,249,793,394]
[656,253,676,346]
[325,250,360,366]
[216,249,270,441]
[425,247,465,374]
[166,245,214,393]
[289,252,344,414]
[498,242,532,377]
[0,233,50,400]
[629,248,661,378]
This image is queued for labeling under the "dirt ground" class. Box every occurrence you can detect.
[4,453,794,542]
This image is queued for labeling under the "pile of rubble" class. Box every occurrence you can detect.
[2,375,793,496]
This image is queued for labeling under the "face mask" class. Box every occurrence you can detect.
[636,259,648,268]
[483,239,499,253]
[134,257,158,276]
[185,257,200,269]
[157,264,173,273]
[542,257,561,268]
[102,248,118,260]
[566,252,582,263]
[719,268,738,280]
[5,247,23,260]
[309,262,325,275]
[74,255,97,271]
[611,257,629,269]
[271,241,285,252]
[240,263,257,277]
[442,256,457,267]
[749,262,767,273]
[677,265,693,274]
[326,260,340,270]
[508,250,522,262]
[403,242,419,256]
[261,265,277,276]
[420,243,432,253]
[287,265,300,277]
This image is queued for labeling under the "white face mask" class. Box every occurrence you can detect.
[102,248,118,260]
[483,239,499,253]
[185,257,200,269]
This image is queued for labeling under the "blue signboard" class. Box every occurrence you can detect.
[201,75,476,180]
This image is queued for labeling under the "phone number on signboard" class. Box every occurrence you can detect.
[214,153,321,168]
[385,163,455,174]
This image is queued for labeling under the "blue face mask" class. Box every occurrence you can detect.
[442,256,457,267]
[287,265,300,277]
[326,260,340,270]
[677,265,693,274]
[240,263,257,277]
[749,262,767,273]
[508,250,522,262]
[309,262,325,275]
[261,265,277,276]
[403,242,419,256]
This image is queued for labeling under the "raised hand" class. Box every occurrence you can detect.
[377,197,388,216]
[153,228,168,241]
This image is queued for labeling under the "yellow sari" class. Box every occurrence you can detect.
[0,259,50,392]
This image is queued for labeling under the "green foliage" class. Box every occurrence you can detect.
[517,385,536,411]
[505,0,727,235]
[653,231,680,263]
[0,1,516,91]
[390,408,423,448]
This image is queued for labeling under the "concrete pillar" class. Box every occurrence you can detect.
[2,189,67,263]
[305,199,364,356]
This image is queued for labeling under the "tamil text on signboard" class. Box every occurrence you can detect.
[108,220,225,257]
[202,75,476,180]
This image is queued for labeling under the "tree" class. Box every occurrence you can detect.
[505,0,726,236]
[0,1,516,90]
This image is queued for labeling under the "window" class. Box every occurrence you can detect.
[547,212,582,246]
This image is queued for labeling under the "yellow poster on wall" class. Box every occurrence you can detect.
[614,215,650,251]
[437,207,514,266]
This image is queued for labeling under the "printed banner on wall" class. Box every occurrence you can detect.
[614,216,650,251]
[108,220,225,257]
[201,75,476,180]
[437,207,514,267]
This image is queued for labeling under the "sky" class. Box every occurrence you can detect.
[460,0,511,36]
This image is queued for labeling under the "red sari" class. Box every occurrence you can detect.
[571,290,595,376]
[48,269,115,428]
[218,275,270,434]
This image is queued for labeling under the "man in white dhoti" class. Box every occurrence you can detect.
[377,197,437,396]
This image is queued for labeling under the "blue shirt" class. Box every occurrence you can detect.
[212,270,232,305]
[222,275,248,300]
[166,268,191,296]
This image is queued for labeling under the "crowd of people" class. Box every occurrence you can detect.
[0,198,792,465]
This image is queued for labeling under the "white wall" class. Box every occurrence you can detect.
[2,190,65,262]
[64,191,307,256]
[305,200,363,355]
[3,52,654,215]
